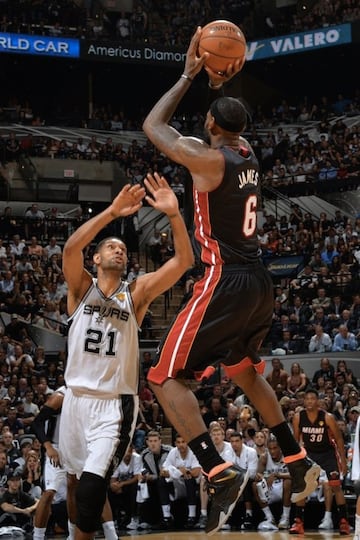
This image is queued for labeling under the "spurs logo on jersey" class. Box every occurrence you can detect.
[65,279,139,397]
[83,304,130,324]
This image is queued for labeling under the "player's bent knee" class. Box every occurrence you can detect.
[76,472,107,533]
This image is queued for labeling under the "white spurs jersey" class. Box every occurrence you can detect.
[264,451,288,477]
[65,279,140,397]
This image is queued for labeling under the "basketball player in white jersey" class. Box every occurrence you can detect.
[59,174,194,540]
[32,388,119,540]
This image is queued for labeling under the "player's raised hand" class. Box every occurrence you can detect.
[183,26,208,82]
[110,183,145,218]
[144,172,179,217]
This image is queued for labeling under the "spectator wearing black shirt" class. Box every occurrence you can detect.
[202,397,228,429]
[0,470,38,530]
[312,357,335,386]
[4,314,28,343]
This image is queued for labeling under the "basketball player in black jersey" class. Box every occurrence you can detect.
[290,387,349,534]
[143,27,320,535]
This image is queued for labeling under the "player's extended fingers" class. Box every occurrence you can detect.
[188,26,202,53]
[143,173,158,194]
[129,183,145,196]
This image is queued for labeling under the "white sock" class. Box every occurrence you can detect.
[355,513,360,533]
[201,508,207,517]
[324,511,332,519]
[263,506,274,521]
[188,504,196,518]
[246,510,253,517]
[282,506,291,519]
[67,520,76,540]
[33,527,46,540]
[162,504,171,518]
[102,520,118,540]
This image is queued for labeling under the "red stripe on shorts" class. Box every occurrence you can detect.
[148,266,222,384]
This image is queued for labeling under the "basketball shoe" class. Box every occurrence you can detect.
[289,517,304,535]
[205,463,249,535]
[339,518,350,535]
[287,455,320,503]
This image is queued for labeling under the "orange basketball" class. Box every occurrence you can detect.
[198,20,247,75]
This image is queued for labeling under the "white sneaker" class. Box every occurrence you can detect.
[221,523,231,530]
[278,516,290,529]
[353,533,360,540]
[138,522,151,529]
[126,517,139,530]
[258,519,279,531]
[319,515,334,530]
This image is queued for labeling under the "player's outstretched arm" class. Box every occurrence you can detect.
[142,27,207,163]
[131,173,194,321]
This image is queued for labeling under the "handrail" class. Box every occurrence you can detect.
[262,184,318,221]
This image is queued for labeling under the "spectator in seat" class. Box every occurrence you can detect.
[202,397,228,428]
[270,315,299,350]
[312,357,335,386]
[138,431,172,529]
[288,296,312,334]
[328,294,350,320]
[332,324,358,352]
[275,330,301,355]
[0,470,38,531]
[196,423,234,530]
[335,360,359,389]
[160,433,201,529]
[289,265,318,300]
[141,351,153,379]
[108,445,142,530]
[311,287,331,314]
[43,237,62,261]
[286,363,307,397]
[3,406,25,438]
[0,450,11,496]
[229,431,258,530]
[307,307,332,337]
[253,437,292,531]
[272,300,288,325]
[21,449,42,500]
[266,358,289,394]
[332,309,358,336]
[139,377,160,428]
[24,204,45,240]
[2,431,21,466]
[308,324,333,353]
[321,244,339,268]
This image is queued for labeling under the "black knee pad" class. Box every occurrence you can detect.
[76,472,107,533]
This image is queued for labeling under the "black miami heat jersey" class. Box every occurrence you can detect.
[299,409,334,453]
[194,145,260,265]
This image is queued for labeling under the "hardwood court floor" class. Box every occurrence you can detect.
[46,531,353,539]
